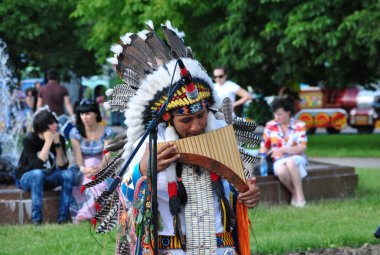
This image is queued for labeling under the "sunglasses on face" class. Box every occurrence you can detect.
[214,74,225,79]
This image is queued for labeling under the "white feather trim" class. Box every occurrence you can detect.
[110,44,123,55]
[205,112,217,132]
[137,30,149,41]
[103,101,110,110]
[105,88,114,97]
[162,20,185,39]
[120,33,133,45]
[123,58,217,158]
[107,57,118,65]
[145,20,154,29]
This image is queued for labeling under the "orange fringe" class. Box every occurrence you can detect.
[236,202,250,255]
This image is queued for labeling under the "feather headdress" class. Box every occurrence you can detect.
[89,20,260,254]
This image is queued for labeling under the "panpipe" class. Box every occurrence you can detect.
[159,125,248,192]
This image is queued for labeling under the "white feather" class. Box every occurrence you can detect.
[137,30,149,41]
[107,57,118,65]
[120,33,133,45]
[105,88,114,97]
[145,20,154,29]
[110,44,123,55]
[162,20,185,39]
[103,101,111,110]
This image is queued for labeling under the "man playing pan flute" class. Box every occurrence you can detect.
[92,20,261,255]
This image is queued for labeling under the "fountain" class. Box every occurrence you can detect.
[0,39,25,182]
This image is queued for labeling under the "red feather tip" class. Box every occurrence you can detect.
[102,149,109,154]
[95,202,101,211]
[91,218,97,229]
[91,175,97,181]
[80,185,86,194]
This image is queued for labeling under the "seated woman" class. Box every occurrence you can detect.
[260,97,308,207]
[16,108,73,224]
[70,99,113,221]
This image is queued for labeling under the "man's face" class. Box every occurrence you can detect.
[213,68,226,85]
[172,108,208,138]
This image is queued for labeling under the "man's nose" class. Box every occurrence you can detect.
[190,120,202,132]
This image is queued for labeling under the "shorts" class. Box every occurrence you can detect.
[273,155,308,179]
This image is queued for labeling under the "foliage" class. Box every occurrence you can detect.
[0,0,98,79]
[72,0,380,95]
[2,1,380,91]
[307,134,380,157]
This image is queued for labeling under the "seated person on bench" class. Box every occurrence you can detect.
[260,97,308,208]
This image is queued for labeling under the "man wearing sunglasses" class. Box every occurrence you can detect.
[213,67,252,112]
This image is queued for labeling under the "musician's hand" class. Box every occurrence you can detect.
[238,177,261,208]
[139,143,180,176]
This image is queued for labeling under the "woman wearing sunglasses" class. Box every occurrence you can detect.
[213,66,252,111]
[69,99,113,222]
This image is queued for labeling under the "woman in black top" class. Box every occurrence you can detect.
[16,109,74,224]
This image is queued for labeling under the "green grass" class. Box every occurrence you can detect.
[0,169,378,255]
[307,134,380,157]
[249,168,380,254]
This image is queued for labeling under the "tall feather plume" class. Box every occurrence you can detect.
[108,84,138,112]
[96,202,119,233]
[239,148,260,165]
[94,192,119,219]
[145,20,172,63]
[233,116,258,132]
[116,236,131,255]
[85,153,124,188]
[234,129,262,148]
[161,21,189,58]
[104,133,127,152]
[221,97,234,125]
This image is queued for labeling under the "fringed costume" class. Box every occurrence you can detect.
[84,20,261,255]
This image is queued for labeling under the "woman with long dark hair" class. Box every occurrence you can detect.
[69,99,113,221]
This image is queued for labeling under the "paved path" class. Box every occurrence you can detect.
[310,157,380,169]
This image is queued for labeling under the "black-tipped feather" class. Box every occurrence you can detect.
[161,25,188,58]
[145,26,172,62]
[234,129,262,148]
[239,148,260,164]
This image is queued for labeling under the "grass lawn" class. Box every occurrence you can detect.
[250,168,380,254]
[0,169,378,255]
[307,134,380,157]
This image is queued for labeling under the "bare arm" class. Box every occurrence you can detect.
[233,88,252,109]
[70,138,84,167]
[37,97,44,109]
[64,95,74,116]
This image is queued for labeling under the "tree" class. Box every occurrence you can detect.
[72,1,380,94]
[0,0,98,79]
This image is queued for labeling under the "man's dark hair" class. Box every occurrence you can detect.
[271,97,295,116]
[47,68,59,80]
[33,110,58,134]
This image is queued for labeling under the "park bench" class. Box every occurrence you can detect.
[0,184,60,225]
[256,160,358,204]
[0,160,358,225]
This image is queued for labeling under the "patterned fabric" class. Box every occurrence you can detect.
[261,117,307,161]
[159,231,235,250]
[69,127,113,157]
